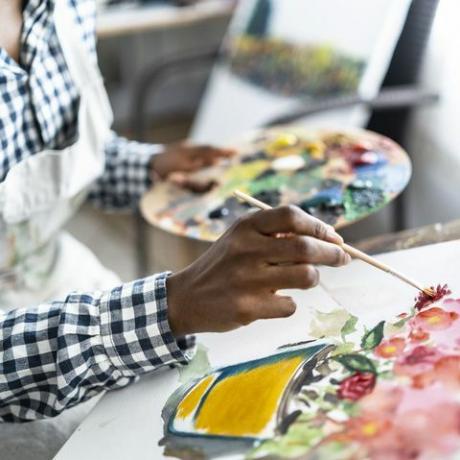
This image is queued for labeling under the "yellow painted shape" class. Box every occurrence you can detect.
[224,160,270,182]
[268,134,299,151]
[194,356,303,437]
[305,140,326,160]
[176,375,214,420]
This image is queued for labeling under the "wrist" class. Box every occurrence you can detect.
[150,153,165,179]
[166,272,188,337]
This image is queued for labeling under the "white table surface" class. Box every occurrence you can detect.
[55,239,460,459]
[96,0,235,38]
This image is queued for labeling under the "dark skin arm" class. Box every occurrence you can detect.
[1,2,349,342]
[167,206,351,336]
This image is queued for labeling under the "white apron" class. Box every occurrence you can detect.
[0,2,120,459]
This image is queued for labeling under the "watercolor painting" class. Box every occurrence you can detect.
[191,0,411,144]
[142,127,411,242]
[227,0,365,98]
[161,285,460,459]
[162,342,332,458]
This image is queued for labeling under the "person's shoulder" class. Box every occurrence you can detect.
[60,0,97,54]
[65,0,97,24]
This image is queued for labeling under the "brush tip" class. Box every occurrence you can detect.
[423,287,436,298]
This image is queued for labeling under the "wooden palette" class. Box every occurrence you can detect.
[141,126,411,242]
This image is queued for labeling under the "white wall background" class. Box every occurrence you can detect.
[406,0,460,227]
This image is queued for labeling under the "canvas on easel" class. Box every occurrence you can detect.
[192,0,412,144]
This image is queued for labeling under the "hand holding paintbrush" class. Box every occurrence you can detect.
[166,197,351,335]
[233,190,435,298]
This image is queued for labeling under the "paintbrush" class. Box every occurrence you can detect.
[233,190,435,298]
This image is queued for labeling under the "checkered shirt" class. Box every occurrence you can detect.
[0,273,194,422]
[0,0,162,209]
[0,0,194,422]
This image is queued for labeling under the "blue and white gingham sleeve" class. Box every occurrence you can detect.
[87,133,164,210]
[0,272,195,422]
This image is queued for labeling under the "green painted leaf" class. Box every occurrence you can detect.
[333,353,377,374]
[340,314,358,341]
[361,321,385,350]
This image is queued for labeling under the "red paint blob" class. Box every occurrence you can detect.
[414,284,452,311]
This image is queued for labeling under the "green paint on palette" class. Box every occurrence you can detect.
[343,187,388,221]
[248,173,291,195]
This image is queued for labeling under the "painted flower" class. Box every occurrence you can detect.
[394,345,443,380]
[408,328,430,342]
[393,404,460,457]
[409,355,460,390]
[374,337,406,358]
[336,388,460,459]
[433,355,460,390]
[398,345,440,366]
[414,284,451,310]
[337,372,376,401]
[413,307,459,331]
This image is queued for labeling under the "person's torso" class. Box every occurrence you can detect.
[0,0,113,301]
[0,0,97,180]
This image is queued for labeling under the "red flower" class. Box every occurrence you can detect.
[337,372,376,401]
[374,337,406,358]
[414,284,451,310]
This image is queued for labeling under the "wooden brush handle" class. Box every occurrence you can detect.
[233,190,430,295]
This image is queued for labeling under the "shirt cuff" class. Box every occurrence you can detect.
[99,272,195,376]
[124,141,164,196]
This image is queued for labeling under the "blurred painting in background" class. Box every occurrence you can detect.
[228,0,365,99]
[192,0,411,144]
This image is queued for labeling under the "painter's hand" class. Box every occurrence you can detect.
[151,142,235,179]
[167,206,351,336]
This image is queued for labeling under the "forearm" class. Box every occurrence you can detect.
[0,272,193,422]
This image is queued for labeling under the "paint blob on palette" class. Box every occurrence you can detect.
[162,285,460,459]
[141,127,411,242]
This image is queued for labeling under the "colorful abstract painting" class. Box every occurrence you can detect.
[191,0,411,144]
[228,36,365,98]
[161,285,460,459]
[142,127,411,242]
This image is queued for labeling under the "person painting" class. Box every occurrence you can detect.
[0,1,351,459]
